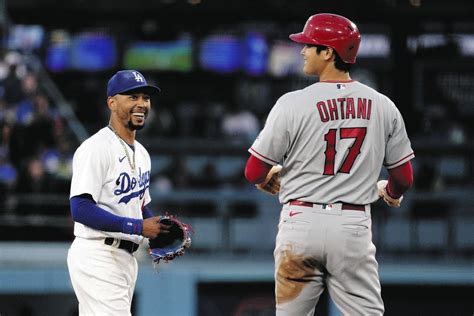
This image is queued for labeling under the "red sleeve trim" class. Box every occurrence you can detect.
[245,154,273,184]
[384,152,415,169]
[248,148,279,165]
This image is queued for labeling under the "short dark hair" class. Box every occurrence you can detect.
[313,45,352,73]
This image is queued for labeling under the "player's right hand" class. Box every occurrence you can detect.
[377,180,403,208]
[142,216,171,239]
[256,165,282,195]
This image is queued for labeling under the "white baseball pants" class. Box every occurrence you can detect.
[274,202,384,316]
[67,237,138,316]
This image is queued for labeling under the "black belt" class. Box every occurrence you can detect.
[104,237,139,254]
[289,200,366,212]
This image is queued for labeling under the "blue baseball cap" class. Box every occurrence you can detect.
[107,70,161,97]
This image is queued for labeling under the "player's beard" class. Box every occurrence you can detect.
[128,120,145,130]
[127,108,148,131]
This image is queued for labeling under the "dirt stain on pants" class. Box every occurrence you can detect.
[276,250,322,304]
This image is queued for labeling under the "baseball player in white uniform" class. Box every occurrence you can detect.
[245,14,414,315]
[67,70,170,315]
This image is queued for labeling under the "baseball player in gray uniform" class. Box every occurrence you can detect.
[245,14,414,315]
[67,70,170,315]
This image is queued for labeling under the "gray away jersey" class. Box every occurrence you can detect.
[250,80,414,205]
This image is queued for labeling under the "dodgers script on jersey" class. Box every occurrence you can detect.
[250,80,414,205]
[70,127,151,244]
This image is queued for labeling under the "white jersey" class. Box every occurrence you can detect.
[70,127,152,244]
[250,80,414,205]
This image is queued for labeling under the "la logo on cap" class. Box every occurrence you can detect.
[107,69,161,96]
[132,71,145,83]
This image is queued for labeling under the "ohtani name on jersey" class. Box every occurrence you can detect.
[114,168,150,204]
[316,98,372,122]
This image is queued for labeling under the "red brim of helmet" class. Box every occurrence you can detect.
[289,33,318,45]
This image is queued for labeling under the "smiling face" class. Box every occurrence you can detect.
[108,91,151,131]
[301,45,319,75]
[300,44,335,78]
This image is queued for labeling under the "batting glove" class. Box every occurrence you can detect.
[377,180,403,208]
[255,165,282,195]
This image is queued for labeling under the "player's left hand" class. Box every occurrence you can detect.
[256,165,282,195]
[143,216,171,239]
[377,180,403,207]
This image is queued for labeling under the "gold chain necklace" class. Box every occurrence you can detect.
[108,124,136,172]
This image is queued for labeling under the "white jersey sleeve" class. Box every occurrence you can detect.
[70,139,109,201]
[383,98,415,169]
[249,97,291,166]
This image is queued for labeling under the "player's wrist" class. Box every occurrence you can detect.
[385,182,401,199]
[122,218,143,235]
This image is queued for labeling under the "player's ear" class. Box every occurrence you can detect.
[325,47,335,61]
[107,96,115,111]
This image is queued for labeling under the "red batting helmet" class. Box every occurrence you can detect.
[289,13,361,64]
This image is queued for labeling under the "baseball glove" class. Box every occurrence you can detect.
[377,180,403,208]
[255,165,282,195]
[148,215,192,264]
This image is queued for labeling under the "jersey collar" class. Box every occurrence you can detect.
[318,79,355,83]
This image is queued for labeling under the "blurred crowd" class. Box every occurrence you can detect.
[1,44,472,215]
[143,100,261,141]
[144,100,262,193]
[0,50,265,211]
[0,51,75,213]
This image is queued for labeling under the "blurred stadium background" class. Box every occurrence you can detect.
[0,0,473,315]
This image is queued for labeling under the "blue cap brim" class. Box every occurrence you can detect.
[114,84,161,96]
